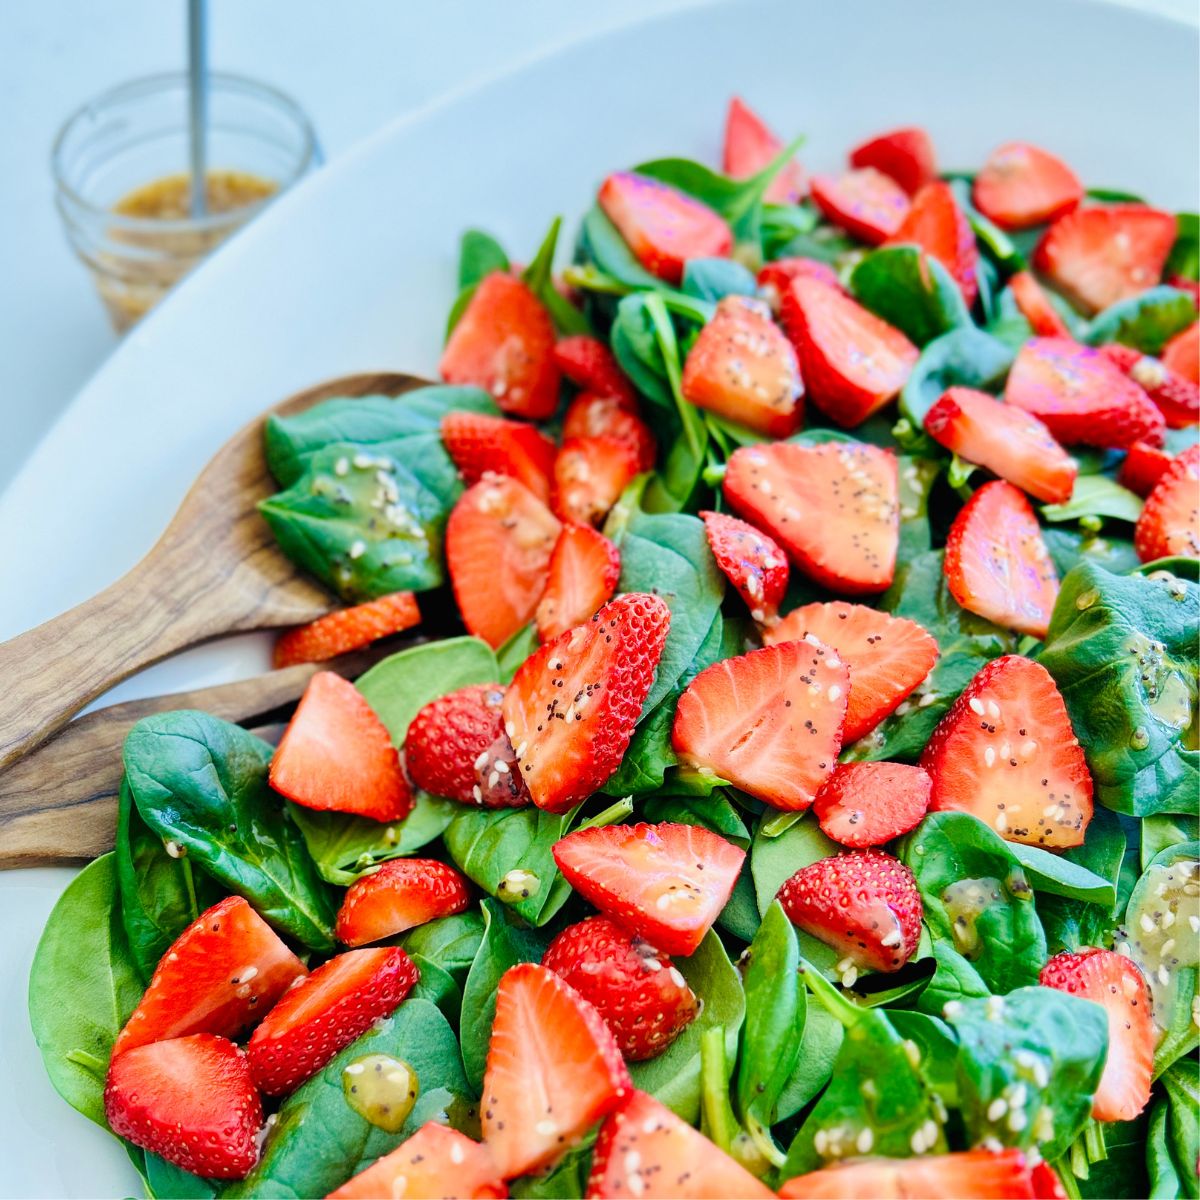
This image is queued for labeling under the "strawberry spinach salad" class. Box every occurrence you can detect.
[29,100,1200,1200]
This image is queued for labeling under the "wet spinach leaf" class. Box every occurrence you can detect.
[850,245,972,346]
[898,326,1015,430]
[1085,286,1198,356]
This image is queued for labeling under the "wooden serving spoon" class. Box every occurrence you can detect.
[0,372,428,772]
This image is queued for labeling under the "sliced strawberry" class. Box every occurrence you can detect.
[813,762,932,848]
[440,272,559,419]
[757,257,842,313]
[777,848,921,974]
[553,335,638,408]
[114,896,306,1056]
[924,386,1078,504]
[482,962,630,1178]
[763,601,938,742]
[1135,443,1200,561]
[722,95,805,204]
[330,1123,506,1200]
[810,169,910,245]
[778,1149,1039,1199]
[446,474,561,648]
[336,859,472,947]
[597,172,733,285]
[1005,337,1165,449]
[680,295,804,436]
[535,525,621,643]
[503,593,670,813]
[441,410,557,503]
[920,655,1093,849]
[105,1034,261,1180]
[1163,321,1199,384]
[273,593,421,669]
[973,142,1082,230]
[888,181,978,305]
[848,126,937,196]
[270,671,412,822]
[1039,949,1155,1122]
[248,948,418,1095]
[563,392,656,470]
[552,823,744,957]
[781,276,919,427]
[1099,344,1200,429]
[588,1089,774,1199]
[701,509,789,624]
[672,640,848,811]
[406,683,528,808]
[944,480,1059,638]
[1009,269,1072,337]
[1033,205,1177,314]
[1119,439,1173,497]
[724,441,900,593]
[542,916,699,1061]
[551,436,640,527]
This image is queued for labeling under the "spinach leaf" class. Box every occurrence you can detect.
[458,229,509,288]
[643,791,750,844]
[1085,286,1198,356]
[1037,807,1125,954]
[774,1006,843,1121]
[402,911,485,985]
[850,245,972,346]
[1158,1058,1200,1198]
[143,1154,216,1199]
[1143,814,1200,870]
[1042,475,1143,525]
[512,1141,596,1199]
[496,623,539,683]
[1075,1116,1149,1200]
[579,204,667,290]
[682,257,757,302]
[750,814,838,917]
[28,854,144,1129]
[718,862,763,942]
[888,1010,960,1107]
[124,711,337,951]
[1166,213,1199,282]
[1147,1098,1188,1200]
[1044,528,1142,578]
[898,327,1014,428]
[521,216,591,336]
[1006,841,1115,906]
[917,940,991,1016]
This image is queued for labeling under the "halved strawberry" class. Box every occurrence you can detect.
[482,962,630,1178]
[441,410,557,502]
[672,640,849,811]
[440,272,559,419]
[724,441,900,593]
[1005,337,1165,449]
[336,859,472,947]
[1099,343,1200,429]
[588,1089,774,1199]
[781,276,919,426]
[1009,269,1071,337]
[330,1123,506,1200]
[1163,321,1199,384]
[924,386,1078,504]
[446,474,561,648]
[757,257,842,313]
[810,169,910,245]
[701,509,789,624]
[273,593,421,669]
[1119,439,1173,497]
[813,762,932,848]
[105,1034,262,1180]
[503,593,670,813]
[551,436,640,527]
[777,848,921,973]
[598,172,733,285]
[848,126,937,196]
[973,142,1082,230]
[535,525,621,643]
[406,683,528,808]
[247,947,418,1095]
[944,481,1059,638]
[778,1150,1040,1199]
[888,181,978,305]
[722,95,805,204]
[114,897,307,1056]
[563,393,656,470]
[680,295,804,436]
[1039,949,1155,1122]
[1033,205,1177,314]
[553,335,638,408]
[921,655,1093,848]
[542,916,699,1061]
[1135,443,1200,561]
[270,671,412,822]
[763,601,938,742]
[552,823,744,957]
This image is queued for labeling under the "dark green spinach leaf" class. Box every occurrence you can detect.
[1085,287,1197,356]
[898,327,1014,428]
[850,246,972,346]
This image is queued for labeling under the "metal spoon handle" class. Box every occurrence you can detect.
[187,0,208,217]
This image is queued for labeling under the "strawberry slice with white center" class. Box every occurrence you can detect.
[588,1089,775,1199]
[972,141,1082,230]
[924,386,1078,505]
[1163,321,1199,384]
[778,1149,1042,1199]
[810,168,910,244]
[1008,269,1071,337]
[562,392,657,470]
[724,440,900,593]
[335,859,472,946]
[440,409,557,502]
[1099,343,1200,430]
[700,509,789,624]
[888,180,978,305]
[482,962,630,1178]
[553,335,638,408]
[757,256,842,313]
[551,435,640,527]
[673,640,849,811]
[114,896,307,1056]
[1119,439,1173,498]
[503,592,670,813]
[535,524,621,643]
[921,655,1093,848]
[269,670,412,822]
[1039,949,1155,1123]
[1135,443,1200,561]
[446,473,561,648]
[848,126,937,195]
[552,822,745,957]
[943,480,1060,638]
[763,601,938,742]
[273,592,421,669]
[723,96,805,204]
[813,762,932,848]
